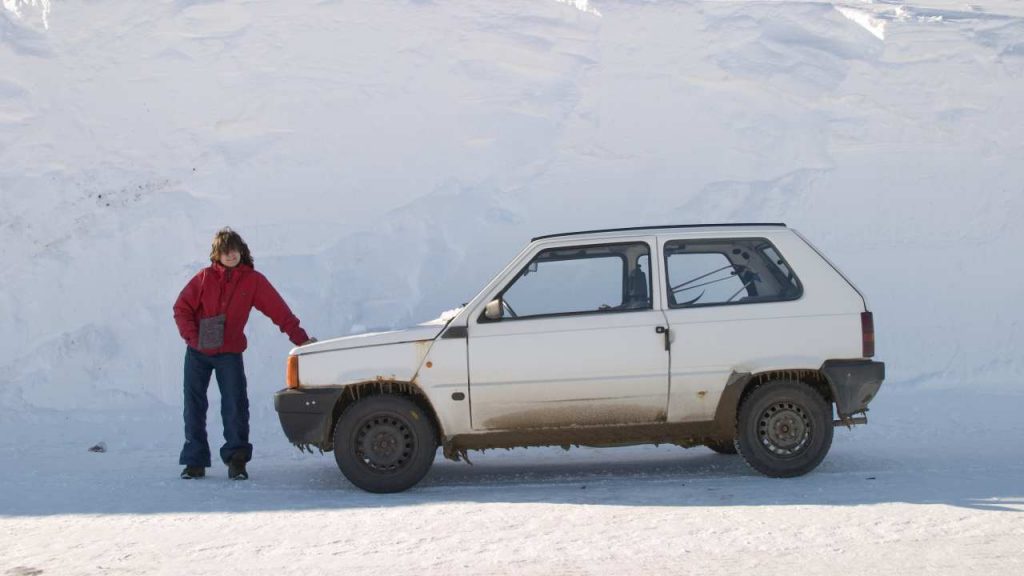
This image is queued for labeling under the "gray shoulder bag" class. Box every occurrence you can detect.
[198,314,226,350]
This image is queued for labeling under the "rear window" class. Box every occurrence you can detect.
[664,238,802,308]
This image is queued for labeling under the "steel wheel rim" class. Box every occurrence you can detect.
[757,401,812,458]
[355,414,415,472]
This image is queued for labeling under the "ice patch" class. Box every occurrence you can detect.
[835,5,886,40]
[892,5,946,23]
[2,0,50,29]
[554,0,601,17]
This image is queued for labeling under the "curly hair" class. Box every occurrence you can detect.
[209,227,254,267]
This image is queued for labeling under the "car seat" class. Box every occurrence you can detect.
[625,267,649,308]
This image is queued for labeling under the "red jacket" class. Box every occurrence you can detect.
[173,263,309,354]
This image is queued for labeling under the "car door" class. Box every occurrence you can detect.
[467,238,670,431]
[659,234,808,422]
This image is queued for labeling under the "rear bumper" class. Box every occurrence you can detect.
[274,387,346,449]
[820,359,885,419]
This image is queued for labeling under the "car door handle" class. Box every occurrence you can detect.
[655,326,670,351]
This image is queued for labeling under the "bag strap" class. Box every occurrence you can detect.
[197,269,208,314]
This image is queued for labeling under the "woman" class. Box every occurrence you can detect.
[173,227,314,480]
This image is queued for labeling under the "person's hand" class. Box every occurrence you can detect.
[301,338,318,346]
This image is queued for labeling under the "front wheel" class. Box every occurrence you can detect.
[736,380,833,478]
[333,395,437,493]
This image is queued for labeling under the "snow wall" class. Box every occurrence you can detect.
[1,0,1022,424]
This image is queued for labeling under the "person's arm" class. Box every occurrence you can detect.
[173,272,203,349]
[253,273,310,345]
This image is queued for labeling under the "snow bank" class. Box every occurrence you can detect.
[1,0,1022,423]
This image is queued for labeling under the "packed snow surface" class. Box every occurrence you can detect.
[2,391,1022,575]
[1,0,1022,574]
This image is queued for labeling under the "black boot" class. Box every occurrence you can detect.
[228,454,248,480]
[181,466,206,479]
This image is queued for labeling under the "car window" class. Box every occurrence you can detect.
[760,244,800,292]
[664,238,802,308]
[500,242,651,319]
[666,252,746,306]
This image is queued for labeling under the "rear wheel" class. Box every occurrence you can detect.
[736,380,833,477]
[333,395,437,493]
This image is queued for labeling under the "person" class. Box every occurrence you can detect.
[173,227,314,480]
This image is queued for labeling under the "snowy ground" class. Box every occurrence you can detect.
[2,388,1022,575]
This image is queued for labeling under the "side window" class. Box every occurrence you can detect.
[498,242,651,319]
[666,252,747,306]
[760,244,800,293]
[664,238,802,308]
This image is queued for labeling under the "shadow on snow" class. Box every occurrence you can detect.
[2,444,1021,517]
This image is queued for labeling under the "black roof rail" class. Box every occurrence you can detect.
[531,223,788,242]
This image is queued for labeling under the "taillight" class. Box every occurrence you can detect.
[286,355,300,389]
[861,312,875,358]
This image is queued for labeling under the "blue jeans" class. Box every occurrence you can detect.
[179,347,253,467]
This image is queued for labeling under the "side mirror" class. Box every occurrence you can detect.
[484,298,503,321]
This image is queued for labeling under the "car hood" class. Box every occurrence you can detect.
[291,323,447,356]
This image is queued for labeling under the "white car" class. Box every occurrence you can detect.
[275,224,885,493]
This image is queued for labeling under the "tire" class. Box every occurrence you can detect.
[704,438,738,455]
[736,380,833,478]
[333,395,437,493]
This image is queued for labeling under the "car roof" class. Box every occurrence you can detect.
[531,223,788,242]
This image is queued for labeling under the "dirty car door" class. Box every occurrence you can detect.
[467,240,669,431]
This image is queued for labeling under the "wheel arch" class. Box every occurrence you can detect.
[323,379,444,451]
[715,368,834,440]
[738,369,834,411]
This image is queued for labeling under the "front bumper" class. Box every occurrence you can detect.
[821,359,885,419]
[274,387,346,449]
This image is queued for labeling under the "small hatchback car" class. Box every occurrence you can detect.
[275,224,884,493]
